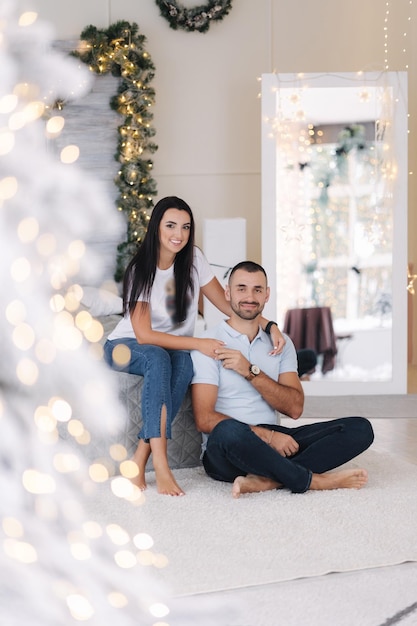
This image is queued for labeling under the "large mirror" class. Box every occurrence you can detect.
[261,72,408,395]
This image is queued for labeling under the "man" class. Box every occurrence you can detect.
[190,261,374,498]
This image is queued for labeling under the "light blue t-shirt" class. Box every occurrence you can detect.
[191,321,298,436]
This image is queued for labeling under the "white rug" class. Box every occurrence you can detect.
[86,449,417,597]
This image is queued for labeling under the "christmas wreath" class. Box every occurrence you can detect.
[155,0,233,33]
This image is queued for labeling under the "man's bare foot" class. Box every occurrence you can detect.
[154,465,185,496]
[310,468,368,491]
[232,474,281,499]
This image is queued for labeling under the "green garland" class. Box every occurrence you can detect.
[71,21,158,282]
[155,0,233,33]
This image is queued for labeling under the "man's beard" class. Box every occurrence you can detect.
[230,301,264,320]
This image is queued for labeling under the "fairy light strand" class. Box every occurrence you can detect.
[384,1,413,70]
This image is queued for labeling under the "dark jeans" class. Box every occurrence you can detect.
[203,417,374,493]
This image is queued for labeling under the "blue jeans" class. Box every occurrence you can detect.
[203,417,374,493]
[103,339,193,440]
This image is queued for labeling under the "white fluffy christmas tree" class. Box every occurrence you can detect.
[0,2,231,624]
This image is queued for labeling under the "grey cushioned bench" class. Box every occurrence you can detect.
[115,371,202,469]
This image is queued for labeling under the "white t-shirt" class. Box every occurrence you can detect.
[108,247,214,341]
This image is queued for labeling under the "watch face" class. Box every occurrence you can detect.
[250,364,260,376]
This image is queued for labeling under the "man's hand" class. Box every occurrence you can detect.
[269,431,299,457]
[215,348,304,421]
[214,347,249,378]
[251,426,299,457]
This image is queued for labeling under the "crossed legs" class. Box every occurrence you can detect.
[203,417,374,498]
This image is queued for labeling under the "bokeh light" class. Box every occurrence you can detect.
[60,144,80,164]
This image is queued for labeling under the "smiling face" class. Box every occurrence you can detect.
[158,208,191,258]
[226,268,270,321]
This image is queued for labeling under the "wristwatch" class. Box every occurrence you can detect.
[245,364,261,381]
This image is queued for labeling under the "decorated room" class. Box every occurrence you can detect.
[1,1,417,625]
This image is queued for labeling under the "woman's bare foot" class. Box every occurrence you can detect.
[150,433,185,496]
[140,407,185,496]
[310,468,368,491]
[130,439,150,490]
[153,464,185,496]
[232,474,281,499]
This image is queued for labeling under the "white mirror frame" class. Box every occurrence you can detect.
[261,71,408,395]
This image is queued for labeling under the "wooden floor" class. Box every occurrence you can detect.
[367,416,417,465]
[368,364,417,465]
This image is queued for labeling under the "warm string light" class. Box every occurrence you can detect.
[261,5,413,313]
[265,72,397,323]
[395,1,415,294]
[385,0,414,70]
[403,1,413,69]
[385,0,414,185]
[70,22,158,281]
[384,2,390,70]
[408,265,417,294]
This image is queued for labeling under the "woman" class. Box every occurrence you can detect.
[104,196,284,496]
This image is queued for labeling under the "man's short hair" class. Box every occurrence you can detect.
[228,261,267,283]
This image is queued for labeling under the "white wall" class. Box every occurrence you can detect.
[24,0,417,365]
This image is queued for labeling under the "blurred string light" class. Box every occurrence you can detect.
[18,10,37,26]
[408,265,417,294]
[1,5,179,625]
[46,114,65,136]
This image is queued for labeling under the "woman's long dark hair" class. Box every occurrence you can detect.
[123,196,195,324]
